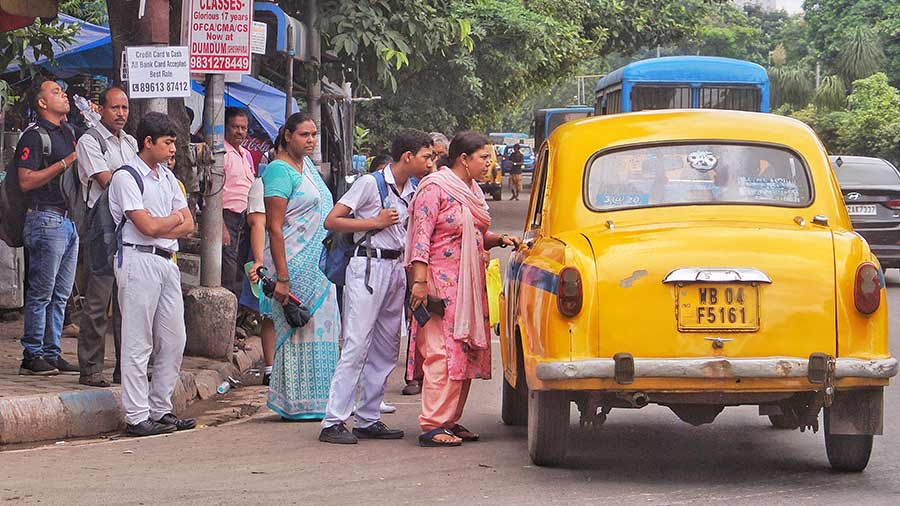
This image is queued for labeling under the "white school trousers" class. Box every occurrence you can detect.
[322,256,405,428]
[115,249,187,425]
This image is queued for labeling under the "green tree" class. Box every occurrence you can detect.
[59,0,108,25]
[813,75,847,111]
[836,25,885,84]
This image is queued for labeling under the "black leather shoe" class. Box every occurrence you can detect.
[157,413,196,431]
[401,381,421,395]
[352,421,404,440]
[319,423,358,444]
[19,357,59,376]
[48,356,79,375]
[126,419,177,437]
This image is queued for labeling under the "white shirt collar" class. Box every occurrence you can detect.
[128,154,168,178]
[383,165,415,199]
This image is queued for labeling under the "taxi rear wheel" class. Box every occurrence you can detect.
[501,340,528,426]
[527,390,569,467]
[824,407,873,472]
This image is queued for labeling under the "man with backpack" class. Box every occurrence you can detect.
[74,86,138,387]
[12,77,81,376]
[108,112,195,437]
[318,129,434,444]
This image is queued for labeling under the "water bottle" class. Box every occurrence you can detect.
[216,381,231,394]
[73,94,101,129]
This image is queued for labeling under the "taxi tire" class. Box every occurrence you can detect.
[501,339,528,426]
[825,434,873,472]
[527,390,569,467]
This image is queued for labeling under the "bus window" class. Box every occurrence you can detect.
[606,89,622,114]
[700,86,761,112]
[632,86,693,111]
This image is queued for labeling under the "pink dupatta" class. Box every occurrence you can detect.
[405,168,491,350]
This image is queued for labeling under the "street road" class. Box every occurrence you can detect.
[3,179,900,506]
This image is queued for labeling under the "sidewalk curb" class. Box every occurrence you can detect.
[0,337,263,446]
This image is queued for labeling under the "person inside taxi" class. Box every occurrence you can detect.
[405,131,518,446]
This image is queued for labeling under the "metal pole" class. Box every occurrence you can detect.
[285,23,295,123]
[200,74,225,287]
[306,0,322,166]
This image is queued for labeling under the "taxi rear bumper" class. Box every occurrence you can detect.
[535,356,899,381]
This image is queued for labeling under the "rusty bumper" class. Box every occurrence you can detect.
[535,357,899,381]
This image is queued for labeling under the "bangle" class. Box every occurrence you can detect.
[60,159,67,170]
[499,234,509,248]
[412,280,427,285]
[276,275,290,283]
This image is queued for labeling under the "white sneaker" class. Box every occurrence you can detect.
[380,401,396,414]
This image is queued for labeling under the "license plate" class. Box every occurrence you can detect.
[846,204,877,216]
[677,284,759,332]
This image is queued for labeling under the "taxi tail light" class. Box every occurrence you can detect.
[557,267,583,317]
[885,199,900,210]
[854,263,882,314]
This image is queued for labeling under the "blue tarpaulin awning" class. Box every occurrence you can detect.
[3,14,112,77]
[2,14,299,142]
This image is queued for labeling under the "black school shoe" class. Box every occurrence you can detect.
[319,423,358,444]
[19,357,59,376]
[126,419,177,437]
[157,413,196,431]
[352,421,404,440]
[47,355,79,375]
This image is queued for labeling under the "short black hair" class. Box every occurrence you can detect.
[98,86,127,107]
[136,111,177,151]
[225,107,249,125]
[448,131,491,165]
[26,75,50,110]
[368,154,392,173]
[390,129,433,161]
[185,107,195,123]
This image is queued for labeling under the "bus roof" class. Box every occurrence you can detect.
[594,56,769,93]
[536,107,594,114]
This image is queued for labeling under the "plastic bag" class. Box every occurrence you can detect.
[486,258,502,326]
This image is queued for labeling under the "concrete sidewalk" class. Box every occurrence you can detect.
[0,318,263,445]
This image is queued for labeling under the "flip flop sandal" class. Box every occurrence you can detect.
[450,424,480,442]
[418,428,462,447]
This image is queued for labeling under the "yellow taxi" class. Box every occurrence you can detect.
[478,145,502,200]
[500,109,897,470]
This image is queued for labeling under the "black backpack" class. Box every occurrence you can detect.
[0,161,26,248]
[85,165,143,277]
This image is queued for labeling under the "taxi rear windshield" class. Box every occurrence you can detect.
[585,143,812,211]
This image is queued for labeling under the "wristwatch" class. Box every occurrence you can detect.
[499,234,510,248]
[276,275,291,283]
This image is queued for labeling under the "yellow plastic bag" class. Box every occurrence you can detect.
[486,258,502,327]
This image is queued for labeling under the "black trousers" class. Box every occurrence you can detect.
[223,210,249,299]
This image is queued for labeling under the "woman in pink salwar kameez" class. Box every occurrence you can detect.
[406,131,518,447]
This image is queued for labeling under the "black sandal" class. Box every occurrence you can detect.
[450,424,480,442]
[418,428,462,447]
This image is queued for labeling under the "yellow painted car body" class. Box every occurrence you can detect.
[500,109,897,468]
[479,145,503,200]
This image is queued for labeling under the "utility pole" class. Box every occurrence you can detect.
[285,23,295,123]
[306,0,322,167]
[200,74,225,287]
[137,0,168,114]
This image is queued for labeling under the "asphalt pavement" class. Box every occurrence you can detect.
[2,179,900,506]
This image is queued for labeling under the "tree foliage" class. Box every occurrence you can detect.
[836,25,885,84]
[813,75,847,111]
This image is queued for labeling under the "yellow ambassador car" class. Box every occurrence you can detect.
[499,109,898,470]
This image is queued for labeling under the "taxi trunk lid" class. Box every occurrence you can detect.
[580,221,837,359]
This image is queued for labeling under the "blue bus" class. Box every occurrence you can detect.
[594,56,770,115]
[533,106,593,149]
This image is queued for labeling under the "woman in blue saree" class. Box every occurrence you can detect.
[262,113,340,420]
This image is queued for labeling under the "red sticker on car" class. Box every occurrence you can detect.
[21,147,30,160]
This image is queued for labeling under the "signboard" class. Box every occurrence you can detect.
[184,0,253,74]
[125,46,191,99]
[251,21,267,55]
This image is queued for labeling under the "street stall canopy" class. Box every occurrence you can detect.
[3,14,111,77]
[187,75,301,143]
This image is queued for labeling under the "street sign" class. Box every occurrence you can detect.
[183,0,253,74]
[125,46,191,99]
[251,21,267,55]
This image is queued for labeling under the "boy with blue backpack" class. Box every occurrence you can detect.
[318,129,434,444]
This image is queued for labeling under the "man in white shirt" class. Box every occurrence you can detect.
[319,129,435,444]
[108,112,195,437]
[75,86,138,387]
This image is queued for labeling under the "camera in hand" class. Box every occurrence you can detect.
[257,267,311,328]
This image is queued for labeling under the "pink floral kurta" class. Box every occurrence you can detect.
[407,183,492,381]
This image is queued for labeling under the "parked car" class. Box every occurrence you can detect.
[500,109,897,470]
[830,155,900,269]
[478,145,502,201]
[500,144,535,174]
